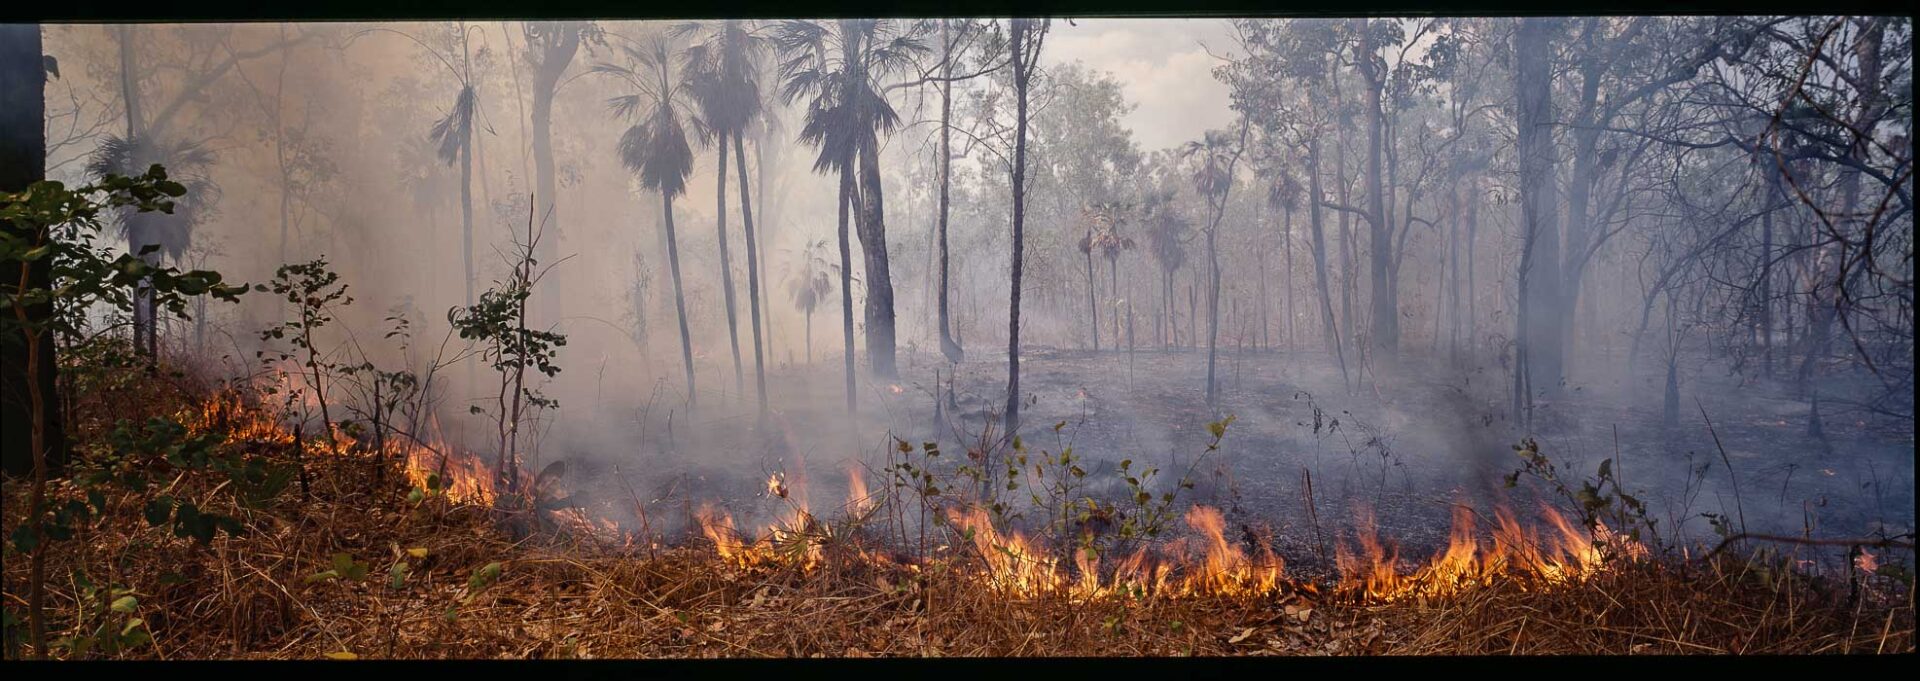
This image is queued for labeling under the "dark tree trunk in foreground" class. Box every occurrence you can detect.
[2,23,55,657]
[1005,19,1035,432]
[1,24,61,478]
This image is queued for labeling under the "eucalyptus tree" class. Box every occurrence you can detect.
[594,34,702,413]
[885,19,1005,364]
[521,21,599,324]
[680,19,772,415]
[1512,16,1562,425]
[775,18,929,410]
[1004,17,1047,432]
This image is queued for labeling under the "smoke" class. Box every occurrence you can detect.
[37,19,1914,559]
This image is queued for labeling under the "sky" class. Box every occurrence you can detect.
[1041,18,1240,152]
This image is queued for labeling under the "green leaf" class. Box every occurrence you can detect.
[468,561,503,593]
[144,497,174,526]
[110,595,138,613]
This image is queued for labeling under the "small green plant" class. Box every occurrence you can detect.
[1506,437,1658,551]
[2,166,247,658]
[258,256,351,446]
[449,207,565,498]
[49,571,150,658]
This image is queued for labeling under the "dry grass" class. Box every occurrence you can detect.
[3,366,1913,659]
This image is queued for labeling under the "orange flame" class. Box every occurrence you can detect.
[1336,504,1643,601]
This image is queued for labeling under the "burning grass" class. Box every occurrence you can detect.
[2,365,1912,658]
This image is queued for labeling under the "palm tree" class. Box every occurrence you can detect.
[680,19,773,416]
[1141,187,1189,349]
[1267,169,1304,351]
[407,23,485,312]
[595,34,702,413]
[86,133,218,357]
[775,19,928,398]
[1181,121,1250,406]
[1074,201,1132,351]
[1091,202,1135,349]
[788,238,837,365]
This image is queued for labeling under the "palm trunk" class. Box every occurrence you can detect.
[662,193,697,413]
[855,142,897,379]
[1085,245,1099,351]
[461,133,475,309]
[838,164,857,414]
[1109,254,1120,349]
[714,131,745,400]
[734,135,768,417]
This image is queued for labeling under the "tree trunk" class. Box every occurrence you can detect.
[1354,18,1397,359]
[734,135,768,417]
[838,164,858,413]
[1307,139,1341,363]
[714,131,745,399]
[1515,16,1565,419]
[1006,19,1033,433]
[1109,254,1120,350]
[461,132,475,309]
[2,23,62,481]
[855,141,897,380]
[936,19,962,364]
[1759,173,1775,377]
[1284,202,1297,352]
[530,26,578,327]
[1085,245,1099,351]
[662,193,697,413]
